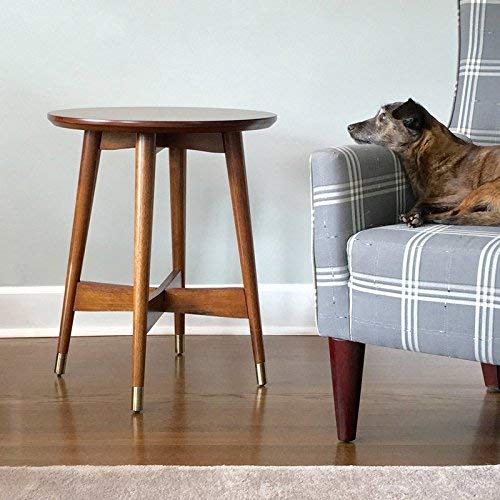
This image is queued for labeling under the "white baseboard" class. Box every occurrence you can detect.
[0,284,316,338]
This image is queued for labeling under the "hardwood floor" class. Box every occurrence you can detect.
[0,336,498,466]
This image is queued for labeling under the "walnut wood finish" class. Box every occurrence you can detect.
[73,281,246,318]
[328,338,366,442]
[56,131,101,358]
[50,107,276,409]
[101,132,224,153]
[224,132,265,366]
[170,148,187,353]
[481,363,500,392]
[147,271,181,332]
[164,287,247,318]
[132,133,157,391]
[74,282,154,311]
[48,107,277,133]
[1,337,498,466]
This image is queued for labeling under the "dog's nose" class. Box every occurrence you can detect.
[347,124,355,132]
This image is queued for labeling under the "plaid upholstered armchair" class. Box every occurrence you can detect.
[311,0,500,442]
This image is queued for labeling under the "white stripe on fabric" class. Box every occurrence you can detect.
[458,0,488,135]
[316,265,349,273]
[317,281,349,287]
[487,246,500,363]
[460,59,500,66]
[330,147,359,231]
[459,59,500,76]
[460,0,479,134]
[450,129,500,143]
[402,226,435,351]
[409,226,448,351]
[381,226,500,238]
[460,0,500,4]
[313,179,400,201]
[347,235,357,339]
[401,226,446,351]
[315,259,350,287]
[459,0,483,133]
[481,238,500,363]
[350,275,500,306]
[460,129,500,136]
[352,271,500,297]
[457,0,477,132]
[350,282,500,308]
[316,273,350,282]
[459,71,500,76]
[391,150,405,219]
[313,187,403,207]
[466,0,487,135]
[313,173,398,194]
[345,146,366,230]
[467,136,500,145]
[474,235,500,363]
[337,146,365,231]
[481,238,497,362]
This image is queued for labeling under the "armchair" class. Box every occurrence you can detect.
[311,0,500,442]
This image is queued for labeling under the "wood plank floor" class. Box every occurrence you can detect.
[0,336,498,466]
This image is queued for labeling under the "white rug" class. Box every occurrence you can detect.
[0,465,498,500]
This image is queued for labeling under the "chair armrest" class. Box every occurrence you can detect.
[311,144,414,338]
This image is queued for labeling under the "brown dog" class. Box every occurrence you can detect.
[347,99,500,226]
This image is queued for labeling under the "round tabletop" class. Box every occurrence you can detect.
[47,107,277,133]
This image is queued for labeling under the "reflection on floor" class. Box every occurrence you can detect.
[0,336,498,465]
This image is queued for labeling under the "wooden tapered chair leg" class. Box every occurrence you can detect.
[481,363,500,393]
[328,338,365,442]
[55,131,102,375]
[131,133,156,412]
[223,131,266,386]
[169,148,187,356]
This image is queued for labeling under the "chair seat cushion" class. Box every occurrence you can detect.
[348,224,500,364]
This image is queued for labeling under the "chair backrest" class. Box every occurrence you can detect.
[449,0,500,144]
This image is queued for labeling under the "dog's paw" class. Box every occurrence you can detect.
[400,212,423,228]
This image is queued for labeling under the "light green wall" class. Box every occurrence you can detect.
[0,0,457,286]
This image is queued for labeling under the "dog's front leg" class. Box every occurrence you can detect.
[401,196,462,228]
[400,203,424,228]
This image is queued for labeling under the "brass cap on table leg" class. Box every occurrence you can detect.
[255,362,267,387]
[131,387,144,413]
[175,334,184,356]
[54,353,67,376]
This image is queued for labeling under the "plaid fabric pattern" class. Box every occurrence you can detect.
[311,146,413,338]
[450,0,500,144]
[311,0,500,362]
[348,225,500,364]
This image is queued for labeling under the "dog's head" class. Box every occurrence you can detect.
[347,98,431,151]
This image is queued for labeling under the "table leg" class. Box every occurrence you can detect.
[169,148,187,356]
[131,133,156,412]
[55,131,101,375]
[223,131,266,386]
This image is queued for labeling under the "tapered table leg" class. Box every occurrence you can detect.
[131,133,156,412]
[329,338,366,442]
[169,148,186,356]
[481,363,500,392]
[223,131,266,386]
[55,131,101,375]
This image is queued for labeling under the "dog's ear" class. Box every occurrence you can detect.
[392,98,428,132]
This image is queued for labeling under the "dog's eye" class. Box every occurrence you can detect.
[379,113,386,121]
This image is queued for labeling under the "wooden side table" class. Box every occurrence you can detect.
[48,107,277,412]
